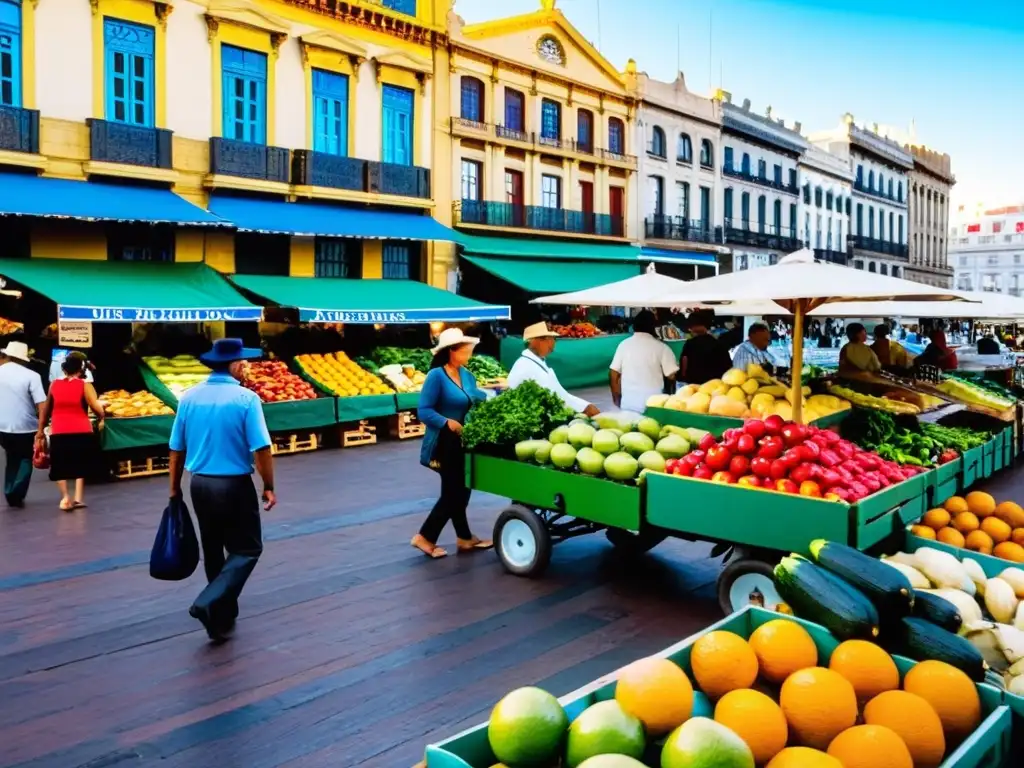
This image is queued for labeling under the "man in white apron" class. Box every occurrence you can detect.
[506,322,599,416]
[609,310,679,413]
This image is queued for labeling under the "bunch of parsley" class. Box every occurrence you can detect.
[462,380,575,452]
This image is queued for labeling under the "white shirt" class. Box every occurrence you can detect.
[507,349,590,413]
[610,332,679,413]
[0,361,46,433]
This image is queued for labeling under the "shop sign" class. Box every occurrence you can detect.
[300,306,511,324]
[57,306,264,323]
[58,321,93,348]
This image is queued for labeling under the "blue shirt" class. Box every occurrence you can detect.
[418,366,488,467]
[169,372,272,476]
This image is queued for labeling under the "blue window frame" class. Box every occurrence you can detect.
[741,153,750,174]
[315,238,360,278]
[0,0,21,107]
[740,192,750,228]
[382,0,416,15]
[723,187,733,221]
[382,84,414,166]
[868,169,875,191]
[577,109,593,151]
[757,195,766,233]
[541,98,561,140]
[104,18,154,126]
[460,76,483,122]
[723,146,733,171]
[504,88,524,132]
[312,68,348,156]
[382,242,416,280]
[608,117,624,154]
[222,44,267,143]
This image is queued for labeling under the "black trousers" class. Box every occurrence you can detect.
[0,432,35,506]
[419,430,473,543]
[190,474,263,624]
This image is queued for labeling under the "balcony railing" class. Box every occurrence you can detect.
[210,138,290,183]
[853,180,904,205]
[88,119,172,169]
[850,235,909,259]
[723,222,800,252]
[813,248,848,265]
[722,166,799,195]
[448,118,638,166]
[457,199,624,237]
[0,105,39,154]
[495,124,531,143]
[537,134,565,150]
[599,147,634,164]
[645,215,722,245]
[292,151,430,198]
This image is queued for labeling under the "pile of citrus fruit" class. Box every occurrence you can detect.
[293,351,393,398]
[911,491,1024,562]
[484,618,979,767]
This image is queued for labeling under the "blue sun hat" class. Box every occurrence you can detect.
[199,338,261,365]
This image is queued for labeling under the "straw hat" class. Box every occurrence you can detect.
[523,322,559,341]
[0,341,30,362]
[431,327,479,355]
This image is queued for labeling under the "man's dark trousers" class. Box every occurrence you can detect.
[0,432,35,506]
[190,474,263,626]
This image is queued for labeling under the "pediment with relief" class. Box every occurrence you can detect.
[300,30,368,60]
[205,0,290,36]
[372,50,432,76]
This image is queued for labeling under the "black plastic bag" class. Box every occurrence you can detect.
[150,497,200,581]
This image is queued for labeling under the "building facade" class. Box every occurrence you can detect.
[950,204,1024,296]
[718,94,804,271]
[905,145,955,288]
[797,144,852,264]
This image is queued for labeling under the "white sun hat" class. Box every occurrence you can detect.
[431,327,480,355]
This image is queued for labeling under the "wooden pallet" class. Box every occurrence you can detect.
[114,455,170,480]
[389,410,426,440]
[271,432,322,456]
[342,420,377,448]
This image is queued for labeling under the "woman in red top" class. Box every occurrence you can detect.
[37,353,105,511]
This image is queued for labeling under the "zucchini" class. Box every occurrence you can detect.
[911,589,962,632]
[774,555,880,640]
[888,617,987,682]
[809,539,914,616]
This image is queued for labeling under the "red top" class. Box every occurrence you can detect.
[50,378,93,435]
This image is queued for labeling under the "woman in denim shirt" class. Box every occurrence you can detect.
[412,329,493,558]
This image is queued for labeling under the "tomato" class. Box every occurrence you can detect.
[705,445,732,471]
[735,434,756,455]
[711,471,736,484]
[743,419,766,439]
[775,479,799,494]
[729,455,750,477]
[769,459,789,481]
[763,414,785,435]
[750,456,772,478]
[781,423,804,447]
[789,463,814,485]
[737,475,761,488]
[693,464,714,480]
[799,480,822,498]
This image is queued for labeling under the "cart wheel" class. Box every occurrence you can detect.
[494,505,552,578]
[606,528,667,556]
[717,559,783,616]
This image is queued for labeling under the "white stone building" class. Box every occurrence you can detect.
[905,146,955,288]
[797,144,852,263]
[950,204,1024,295]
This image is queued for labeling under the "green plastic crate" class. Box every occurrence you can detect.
[643,407,849,438]
[422,606,1011,768]
[982,439,997,478]
[465,454,641,531]
[963,445,985,489]
[905,526,1017,579]
[928,458,963,508]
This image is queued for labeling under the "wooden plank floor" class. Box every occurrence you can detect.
[0,389,728,768]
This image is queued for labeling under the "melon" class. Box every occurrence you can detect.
[550,443,578,469]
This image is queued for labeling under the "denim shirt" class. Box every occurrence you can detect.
[418,366,487,467]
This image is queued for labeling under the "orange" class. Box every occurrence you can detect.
[690,630,759,699]
[965,530,994,554]
[951,512,980,534]
[994,541,1024,563]
[995,501,1024,529]
[827,725,913,768]
[965,491,996,518]
[828,640,899,703]
[922,508,951,530]
[614,657,693,735]
[1012,528,1024,545]
[903,660,981,741]
[749,619,819,683]
[936,527,966,548]
[780,667,858,750]
[715,688,788,764]
[863,690,945,768]
[980,517,1011,543]
[767,746,843,768]
[910,525,936,540]
[943,496,969,515]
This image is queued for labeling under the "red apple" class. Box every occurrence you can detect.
[775,478,799,494]
[736,434,756,455]
[781,423,804,447]
[790,463,814,485]
[769,459,789,481]
[675,461,694,477]
[705,445,732,471]
[737,475,761,488]
[711,471,736,484]
[763,414,785,435]
[699,433,718,452]
[684,450,705,467]
[799,480,822,498]
[693,465,714,480]
[757,435,785,460]
[801,441,821,460]
[665,458,679,474]
[750,456,772,478]
[743,419,766,439]
[729,455,751,477]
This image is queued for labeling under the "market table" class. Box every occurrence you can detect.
[100,414,176,451]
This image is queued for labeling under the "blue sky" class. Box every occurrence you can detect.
[454,0,1024,208]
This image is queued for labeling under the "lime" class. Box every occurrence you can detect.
[578,756,647,768]
[565,700,646,768]
[661,717,754,768]
[488,687,567,766]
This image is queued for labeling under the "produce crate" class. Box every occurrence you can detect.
[962,445,985,489]
[113,454,170,480]
[983,438,998,477]
[336,393,398,423]
[100,414,176,452]
[341,420,377,448]
[991,430,1008,473]
[422,606,1011,768]
[904,525,1015,579]
[270,431,321,456]
[645,471,928,553]
[389,410,425,440]
[395,392,421,412]
[465,454,641,531]
[926,458,963,508]
[644,407,850,437]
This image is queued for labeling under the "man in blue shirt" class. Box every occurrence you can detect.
[169,338,276,641]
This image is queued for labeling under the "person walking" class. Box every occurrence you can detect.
[608,310,678,413]
[507,322,599,416]
[37,352,105,511]
[168,338,276,642]
[412,328,493,559]
[0,342,46,508]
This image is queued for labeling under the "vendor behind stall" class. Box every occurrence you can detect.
[507,322,599,416]
[731,323,775,375]
[608,310,678,413]
[915,329,959,371]
[870,324,913,371]
[839,323,882,374]
[679,310,732,384]
[977,334,1001,355]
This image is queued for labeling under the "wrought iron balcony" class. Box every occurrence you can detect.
[0,105,39,154]
[210,138,290,183]
[851,235,909,259]
[537,134,565,151]
[813,248,848,265]
[88,119,172,169]
[368,161,430,198]
[723,223,800,252]
[645,215,722,245]
[451,116,490,134]
[292,151,431,199]
[457,199,624,237]
[599,147,638,166]
[722,166,799,195]
[852,179,904,205]
[495,124,531,143]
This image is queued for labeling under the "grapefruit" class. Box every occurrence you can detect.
[577,757,647,768]
[661,717,755,768]
[749,618,819,683]
[615,657,694,735]
[827,724,913,768]
[714,688,788,764]
[779,667,858,750]
[565,700,645,768]
[690,631,759,699]
[487,687,568,766]
[767,747,843,768]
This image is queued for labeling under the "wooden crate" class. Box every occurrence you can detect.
[114,455,170,480]
[342,420,377,448]
[270,432,322,456]
[389,410,426,440]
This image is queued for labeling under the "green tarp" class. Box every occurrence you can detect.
[500,334,629,390]
[396,392,421,411]
[462,255,641,295]
[262,398,339,433]
[139,364,183,408]
[101,415,176,451]
[335,394,397,423]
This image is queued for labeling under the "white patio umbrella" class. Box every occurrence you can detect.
[529,263,693,308]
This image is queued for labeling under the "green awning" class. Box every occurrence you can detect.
[229,275,510,324]
[0,258,261,322]
[461,254,642,295]
[458,233,641,262]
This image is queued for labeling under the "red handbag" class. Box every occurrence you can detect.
[32,441,49,470]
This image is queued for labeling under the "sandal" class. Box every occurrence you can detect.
[410,535,447,559]
[71,502,87,510]
[457,537,494,552]
[59,500,74,512]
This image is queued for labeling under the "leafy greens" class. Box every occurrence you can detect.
[462,380,574,452]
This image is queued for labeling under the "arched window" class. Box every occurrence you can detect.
[723,187,733,224]
[868,262,877,273]
[700,138,713,167]
[650,126,666,157]
[814,187,823,208]
[608,117,624,155]
[773,199,782,233]
[757,159,767,178]
[677,132,692,163]
[577,108,593,152]
[888,178,894,199]
[826,191,834,210]
[460,77,484,122]
[757,195,767,233]
[892,266,900,278]
[878,172,884,194]
[741,191,750,228]
[868,170,875,191]
[741,153,751,174]
[880,264,888,276]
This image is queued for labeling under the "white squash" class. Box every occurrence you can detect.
[1008,675,1024,696]
[884,552,924,570]
[1015,601,1024,632]
[963,558,988,597]
[880,560,930,589]
[984,578,1019,625]
[916,548,975,595]
[999,567,1024,599]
